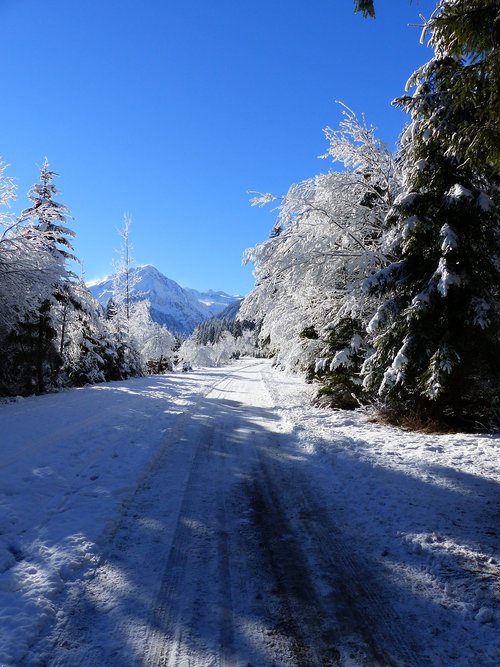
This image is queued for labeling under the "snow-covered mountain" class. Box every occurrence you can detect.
[185,288,243,317]
[87,265,242,334]
[216,299,242,321]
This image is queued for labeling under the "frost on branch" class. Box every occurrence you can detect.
[439,223,457,253]
[242,104,399,381]
[248,192,279,208]
[446,183,472,204]
[378,338,411,396]
[424,345,460,400]
[434,257,461,297]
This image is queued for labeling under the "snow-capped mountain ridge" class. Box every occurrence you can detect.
[88,265,242,334]
[185,287,243,313]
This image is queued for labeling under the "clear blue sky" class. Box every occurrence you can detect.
[0,0,436,295]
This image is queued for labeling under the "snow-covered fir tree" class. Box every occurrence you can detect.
[128,300,177,370]
[59,281,119,386]
[0,161,61,332]
[362,0,500,429]
[0,159,148,394]
[6,160,78,393]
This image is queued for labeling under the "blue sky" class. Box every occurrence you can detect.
[0,0,435,295]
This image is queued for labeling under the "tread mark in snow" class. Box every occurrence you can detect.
[141,374,238,667]
[30,362,434,667]
[257,368,433,667]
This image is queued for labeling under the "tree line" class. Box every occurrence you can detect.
[0,161,176,396]
[242,0,499,430]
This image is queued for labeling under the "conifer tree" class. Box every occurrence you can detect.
[105,297,118,320]
[15,159,77,393]
[363,0,500,428]
[22,159,76,270]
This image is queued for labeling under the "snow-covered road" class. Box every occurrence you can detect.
[0,360,498,666]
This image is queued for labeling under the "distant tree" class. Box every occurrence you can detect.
[128,300,176,367]
[105,297,118,320]
[65,319,105,387]
[113,214,139,321]
[97,215,144,379]
[179,327,256,368]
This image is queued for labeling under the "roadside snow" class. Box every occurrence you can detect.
[261,368,499,666]
[0,360,498,666]
[0,370,223,665]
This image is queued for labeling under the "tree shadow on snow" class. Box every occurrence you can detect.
[23,379,500,667]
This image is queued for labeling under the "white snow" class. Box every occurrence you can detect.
[0,372,216,664]
[440,223,458,253]
[435,256,461,296]
[447,183,473,201]
[0,360,498,666]
[415,159,428,171]
[331,348,353,369]
[314,357,328,373]
[402,214,419,240]
[366,305,385,334]
[394,191,419,207]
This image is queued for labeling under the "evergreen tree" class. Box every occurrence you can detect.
[312,317,368,409]
[4,302,61,394]
[21,158,76,270]
[363,1,500,428]
[67,318,108,386]
[14,159,77,393]
[355,0,499,166]
[105,297,118,320]
[353,0,375,18]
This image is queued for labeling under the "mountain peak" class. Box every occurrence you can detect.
[88,265,241,334]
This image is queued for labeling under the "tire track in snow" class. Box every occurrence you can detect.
[257,367,433,667]
[141,373,238,667]
[215,441,235,667]
[28,371,239,667]
[31,360,432,666]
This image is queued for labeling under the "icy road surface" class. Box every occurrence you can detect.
[0,360,498,666]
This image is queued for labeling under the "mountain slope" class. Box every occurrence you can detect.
[186,288,243,317]
[216,299,243,321]
[88,265,240,334]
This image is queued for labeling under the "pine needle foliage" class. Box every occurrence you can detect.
[364,0,500,430]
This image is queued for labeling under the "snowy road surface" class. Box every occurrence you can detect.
[0,360,498,666]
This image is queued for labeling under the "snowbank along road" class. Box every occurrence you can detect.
[1,360,498,666]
